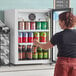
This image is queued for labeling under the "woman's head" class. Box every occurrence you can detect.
[59,12,76,29]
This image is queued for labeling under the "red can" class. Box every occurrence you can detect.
[18,21,25,30]
[40,32,46,42]
[22,32,28,43]
[28,32,33,43]
[33,32,40,41]
[25,22,30,30]
[30,22,35,30]
[18,32,22,43]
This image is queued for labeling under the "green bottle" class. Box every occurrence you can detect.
[38,51,43,59]
[32,52,38,59]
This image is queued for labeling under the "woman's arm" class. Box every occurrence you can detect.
[39,41,53,50]
[33,39,53,50]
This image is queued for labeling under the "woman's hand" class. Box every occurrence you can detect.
[33,39,53,50]
[33,39,40,47]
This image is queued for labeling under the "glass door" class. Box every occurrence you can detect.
[51,8,71,62]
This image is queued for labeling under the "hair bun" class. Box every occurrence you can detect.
[59,12,75,27]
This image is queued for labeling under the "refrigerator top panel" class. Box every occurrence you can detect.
[17,9,52,22]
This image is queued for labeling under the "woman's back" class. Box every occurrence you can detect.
[56,29,76,58]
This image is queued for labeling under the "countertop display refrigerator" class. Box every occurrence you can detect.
[4,8,71,65]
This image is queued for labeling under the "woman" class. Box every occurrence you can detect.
[33,12,76,76]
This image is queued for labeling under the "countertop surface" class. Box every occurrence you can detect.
[0,63,55,72]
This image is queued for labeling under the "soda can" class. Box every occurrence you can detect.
[40,32,46,42]
[28,32,33,43]
[36,22,41,30]
[18,32,22,43]
[30,22,35,30]
[41,22,47,30]
[33,32,40,41]
[22,32,28,43]
[18,21,25,30]
[25,22,30,30]
[18,45,22,60]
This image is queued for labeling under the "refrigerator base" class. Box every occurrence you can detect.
[11,60,52,65]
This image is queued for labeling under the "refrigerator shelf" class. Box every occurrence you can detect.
[18,42,47,45]
[18,43,33,45]
[18,30,50,32]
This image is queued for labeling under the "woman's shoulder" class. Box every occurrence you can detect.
[55,30,64,35]
[73,29,76,32]
[53,29,76,36]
